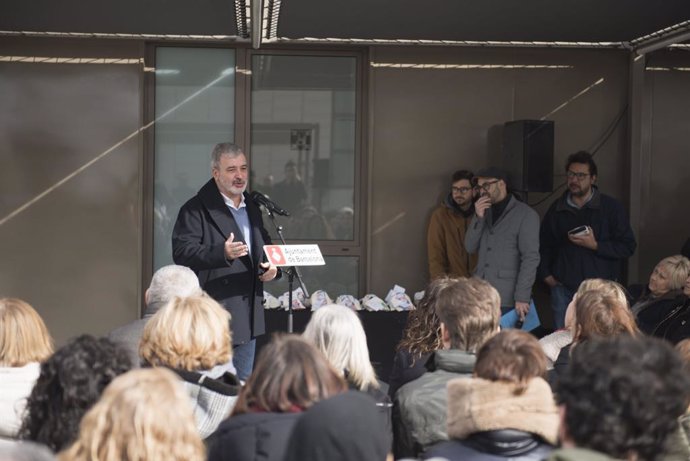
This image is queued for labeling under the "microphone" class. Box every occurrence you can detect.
[250,191,290,217]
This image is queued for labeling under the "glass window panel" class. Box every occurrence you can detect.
[153,47,235,270]
[250,55,357,243]
[265,256,359,300]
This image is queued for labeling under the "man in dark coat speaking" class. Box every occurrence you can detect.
[172,142,278,380]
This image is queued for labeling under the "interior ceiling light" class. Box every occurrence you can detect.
[262,36,622,48]
[235,0,249,38]
[0,30,244,42]
[630,20,690,54]
[0,55,143,65]
[646,66,690,72]
[630,20,690,46]
[370,62,573,69]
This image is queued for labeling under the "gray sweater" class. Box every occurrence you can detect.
[465,195,540,306]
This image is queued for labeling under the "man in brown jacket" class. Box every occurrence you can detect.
[427,170,478,280]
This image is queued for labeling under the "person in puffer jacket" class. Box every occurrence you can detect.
[423,329,558,461]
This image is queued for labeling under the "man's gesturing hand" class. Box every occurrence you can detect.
[225,232,249,260]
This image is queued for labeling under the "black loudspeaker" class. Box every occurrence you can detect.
[502,120,554,193]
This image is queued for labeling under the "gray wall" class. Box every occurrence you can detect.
[368,46,630,295]
[637,50,690,280]
[1,39,687,343]
[0,38,144,344]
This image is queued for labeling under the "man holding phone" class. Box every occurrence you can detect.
[465,167,540,321]
[538,151,636,328]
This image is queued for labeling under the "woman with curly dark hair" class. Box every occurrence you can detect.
[387,276,456,397]
[18,335,131,452]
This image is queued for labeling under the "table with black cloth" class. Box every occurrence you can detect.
[256,309,409,384]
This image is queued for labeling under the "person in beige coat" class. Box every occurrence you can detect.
[427,170,478,280]
[423,330,558,460]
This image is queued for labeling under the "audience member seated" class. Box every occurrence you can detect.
[538,284,576,368]
[18,335,131,452]
[648,274,690,344]
[139,294,240,439]
[550,279,638,382]
[631,255,690,335]
[58,368,204,461]
[303,305,391,409]
[549,336,690,461]
[658,338,690,460]
[206,335,347,461]
[393,277,500,459]
[283,391,393,461]
[388,277,453,398]
[107,264,202,367]
[423,330,558,460]
[541,278,630,370]
[0,441,57,461]
[0,299,53,441]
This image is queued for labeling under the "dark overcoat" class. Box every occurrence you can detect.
[173,179,271,344]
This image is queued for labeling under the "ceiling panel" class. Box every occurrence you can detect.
[276,0,690,43]
[1,0,241,37]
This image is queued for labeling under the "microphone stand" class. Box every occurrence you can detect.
[263,207,311,333]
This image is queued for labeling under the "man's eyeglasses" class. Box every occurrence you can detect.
[476,180,500,192]
[452,186,473,194]
[566,171,590,180]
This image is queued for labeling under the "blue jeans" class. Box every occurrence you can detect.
[551,284,575,330]
[233,339,256,382]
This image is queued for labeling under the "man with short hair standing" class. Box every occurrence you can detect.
[172,142,278,381]
[427,170,478,280]
[539,151,636,329]
[464,167,540,320]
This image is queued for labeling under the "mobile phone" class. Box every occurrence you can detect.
[568,225,590,237]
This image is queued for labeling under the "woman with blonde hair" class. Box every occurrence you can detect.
[304,305,381,393]
[631,255,690,335]
[540,278,623,369]
[0,298,53,439]
[59,368,204,461]
[207,335,347,461]
[139,294,240,438]
[302,304,392,432]
[652,274,690,343]
[550,279,638,380]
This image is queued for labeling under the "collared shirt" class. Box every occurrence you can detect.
[220,192,253,256]
[566,189,594,209]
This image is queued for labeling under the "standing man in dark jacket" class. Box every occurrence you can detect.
[427,170,478,280]
[539,151,636,328]
[172,142,278,381]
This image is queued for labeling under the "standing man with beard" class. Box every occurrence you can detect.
[172,142,279,380]
[538,151,636,328]
[427,170,478,280]
[465,168,540,321]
